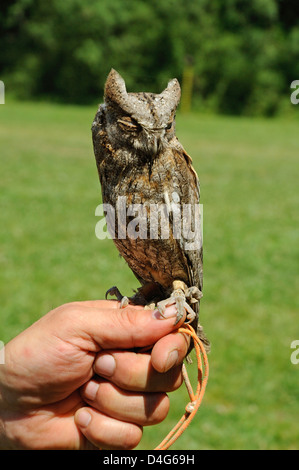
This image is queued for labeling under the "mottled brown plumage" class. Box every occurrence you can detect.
[92,69,209,352]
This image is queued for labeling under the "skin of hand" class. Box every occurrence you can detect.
[0,300,189,450]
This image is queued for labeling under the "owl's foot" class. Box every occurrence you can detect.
[157,296,195,325]
[185,286,203,303]
[105,286,129,308]
[156,281,202,325]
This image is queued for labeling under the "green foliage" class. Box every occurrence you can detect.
[1,0,299,114]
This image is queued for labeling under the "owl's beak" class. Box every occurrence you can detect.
[146,131,164,155]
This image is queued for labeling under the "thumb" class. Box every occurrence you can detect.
[71,301,180,352]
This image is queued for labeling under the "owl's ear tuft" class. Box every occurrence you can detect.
[160,78,181,111]
[104,69,129,108]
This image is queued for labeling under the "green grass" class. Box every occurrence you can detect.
[0,100,298,449]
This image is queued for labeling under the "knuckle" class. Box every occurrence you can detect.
[55,301,80,320]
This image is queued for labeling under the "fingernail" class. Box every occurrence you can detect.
[153,304,177,320]
[76,409,91,428]
[94,353,116,377]
[84,380,99,401]
[165,350,179,371]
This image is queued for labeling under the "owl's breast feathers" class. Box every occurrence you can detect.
[92,116,202,295]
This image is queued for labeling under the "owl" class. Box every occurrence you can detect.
[92,69,209,351]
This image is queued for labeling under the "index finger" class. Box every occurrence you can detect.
[151,331,190,373]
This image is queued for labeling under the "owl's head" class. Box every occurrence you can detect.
[103,69,181,156]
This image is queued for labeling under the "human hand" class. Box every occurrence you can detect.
[0,300,189,449]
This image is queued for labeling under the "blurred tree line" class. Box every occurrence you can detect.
[1,0,299,115]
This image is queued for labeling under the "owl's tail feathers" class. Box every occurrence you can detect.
[196,324,211,354]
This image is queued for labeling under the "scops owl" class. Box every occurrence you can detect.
[92,69,209,351]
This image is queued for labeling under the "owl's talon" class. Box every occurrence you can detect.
[119,296,129,308]
[157,295,186,325]
[144,303,156,310]
[183,301,196,323]
[157,307,166,318]
[174,296,187,325]
[105,286,129,308]
[157,298,175,315]
[105,286,123,301]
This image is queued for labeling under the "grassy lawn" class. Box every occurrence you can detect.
[0,100,298,449]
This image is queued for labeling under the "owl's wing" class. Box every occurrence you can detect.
[170,138,203,291]
[171,137,200,198]
[169,140,209,349]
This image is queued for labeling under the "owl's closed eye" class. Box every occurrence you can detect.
[117,116,140,131]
